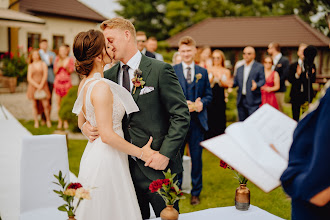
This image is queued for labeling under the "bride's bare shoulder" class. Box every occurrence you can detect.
[91,81,113,102]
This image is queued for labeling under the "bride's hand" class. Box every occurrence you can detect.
[141,137,156,162]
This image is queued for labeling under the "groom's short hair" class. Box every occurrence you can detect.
[178,36,196,47]
[100,18,136,39]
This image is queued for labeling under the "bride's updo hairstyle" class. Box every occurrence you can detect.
[73,29,105,76]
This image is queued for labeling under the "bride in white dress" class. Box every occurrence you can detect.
[71,30,155,220]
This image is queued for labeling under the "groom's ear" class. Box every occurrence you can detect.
[124,30,131,41]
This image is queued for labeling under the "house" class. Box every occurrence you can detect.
[167,15,330,78]
[0,0,107,55]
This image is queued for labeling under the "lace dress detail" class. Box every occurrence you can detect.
[84,80,125,134]
[73,73,142,220]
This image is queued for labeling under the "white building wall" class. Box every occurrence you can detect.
[18,16,100,54]
[0,26,8,52]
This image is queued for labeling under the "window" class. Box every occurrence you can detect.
[27,33,41,51]
[53,35,64,53]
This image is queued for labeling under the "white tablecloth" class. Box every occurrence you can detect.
[150,205,284,220]
[0,106,77,220]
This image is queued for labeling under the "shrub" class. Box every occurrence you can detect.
[59,86,80,132]
[0,52,28,82]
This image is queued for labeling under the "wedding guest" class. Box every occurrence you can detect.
[26,49,51,128]
[267,42,290,112]
[146,36,164,61]
[39,39,56,123]
[172,52,182,65]
[281,84,330,220]
[53,45,75,129]
[194,47,203,65]
[232,46,265,121]
[136,31,155,58]
[174,36,213,205]
[206,50,232,139]
[198,46,212,69]
[260,56,280,109]
[287,43,316,121]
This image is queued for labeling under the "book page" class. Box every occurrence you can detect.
[225,123,288,181]
[201,105,297,193]
[201,135,280,193]
[244,104,297,161]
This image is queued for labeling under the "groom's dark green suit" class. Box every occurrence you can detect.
[104,54,190,218]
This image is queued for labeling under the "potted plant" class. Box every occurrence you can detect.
[0,51,27,92]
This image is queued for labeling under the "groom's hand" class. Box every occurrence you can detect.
[145,152,169,170]
[82,121,99,142]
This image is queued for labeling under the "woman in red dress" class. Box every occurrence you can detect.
[53,45,75,129]
[260,56,280,109]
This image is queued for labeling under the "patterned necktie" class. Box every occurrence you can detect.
[186,67,192,84]
[122,65,130,92]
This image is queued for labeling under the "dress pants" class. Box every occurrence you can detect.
[292,102,302,122]
[179,117,204,197]
[129,158,179,219]
[237,95,259,121]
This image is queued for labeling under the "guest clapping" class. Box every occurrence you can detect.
[206,50,232,138]
[260,56,280,109]
[26,49,52,128]
[53,45,75,129]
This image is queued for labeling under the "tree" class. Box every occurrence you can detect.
[116,0,330,40]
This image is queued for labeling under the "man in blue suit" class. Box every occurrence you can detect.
[173,36,212,205]
[233,46,265,121]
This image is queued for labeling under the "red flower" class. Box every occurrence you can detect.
[149,179,164,193]
[220,160,228,169]
[67,182,82,190]
[163,179,170,186]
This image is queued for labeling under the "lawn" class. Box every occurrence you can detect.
[20,118,291,219]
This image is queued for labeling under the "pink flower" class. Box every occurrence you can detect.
[63,188,76,196]
[75,188,91,200]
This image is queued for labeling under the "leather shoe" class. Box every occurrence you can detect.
[190,195,200,205]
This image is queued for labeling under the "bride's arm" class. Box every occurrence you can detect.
[92,81,154,161]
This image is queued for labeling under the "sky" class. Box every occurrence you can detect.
[79,0,121,19]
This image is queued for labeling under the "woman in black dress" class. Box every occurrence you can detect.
[205,50,232,139]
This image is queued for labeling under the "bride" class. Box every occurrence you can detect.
[71,29,155,220]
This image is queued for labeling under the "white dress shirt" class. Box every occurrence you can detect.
[272,53,282,71]
[242,61,254,95]
[119,51,142,92]
[182,61,195,83]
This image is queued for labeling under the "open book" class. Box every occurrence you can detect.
[201,104,297,193]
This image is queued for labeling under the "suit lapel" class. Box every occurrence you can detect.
[104,63,120,83]
[127,55,152,122]
[194,65,199,99]
[177,64,187,97]
[131,54,152,103]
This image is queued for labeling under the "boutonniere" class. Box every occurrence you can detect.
[195,73,202,83]
[132,68,145,94]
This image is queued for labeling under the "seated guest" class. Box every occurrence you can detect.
[260,56,280,109]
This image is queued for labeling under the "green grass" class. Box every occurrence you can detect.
[19,120,291,219]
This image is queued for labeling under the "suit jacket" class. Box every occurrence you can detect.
[173,63,213,131]
[287,61,316,104]
[104,54,190,180]
[281,87,330,219]
[274,56,290,92]
[234,61,265,107]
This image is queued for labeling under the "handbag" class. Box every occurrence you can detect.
[34,90,47,100]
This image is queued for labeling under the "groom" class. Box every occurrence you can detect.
[82,18,190,219]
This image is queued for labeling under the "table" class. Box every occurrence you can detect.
[150,205,284,220]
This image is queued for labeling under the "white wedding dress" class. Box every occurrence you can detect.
[72,73,142,220]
